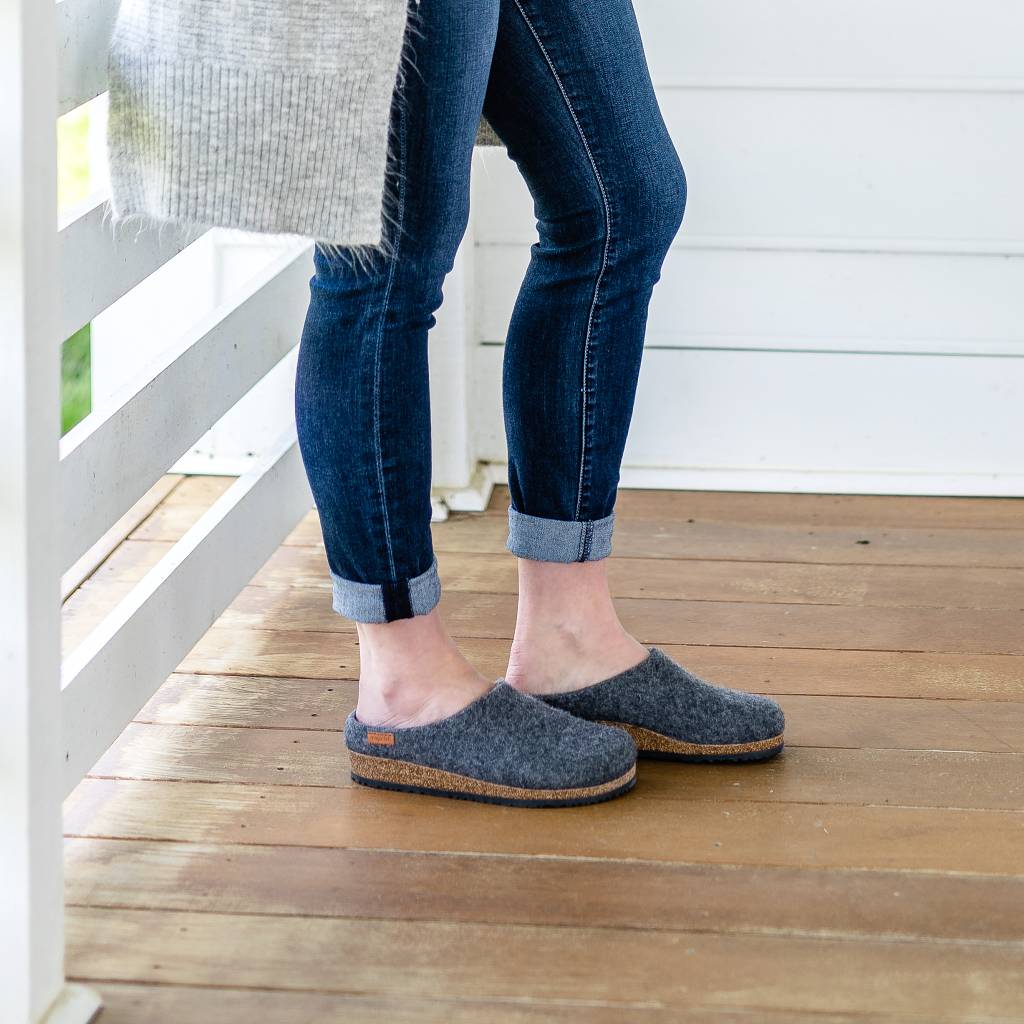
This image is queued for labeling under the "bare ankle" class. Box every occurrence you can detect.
[506,557,647,695]
[354,609,490,727]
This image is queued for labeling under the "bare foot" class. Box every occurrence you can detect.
[504,558,648,696]
[355,608,491,728]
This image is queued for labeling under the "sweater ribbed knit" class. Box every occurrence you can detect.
[106,1,503,247]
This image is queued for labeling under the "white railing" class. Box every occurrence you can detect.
[2,2,337,1020]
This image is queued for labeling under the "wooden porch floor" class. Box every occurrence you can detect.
[63,479,1024,1022]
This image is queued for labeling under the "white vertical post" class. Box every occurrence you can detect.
[430,198,491,510]
[0,1,99,1021]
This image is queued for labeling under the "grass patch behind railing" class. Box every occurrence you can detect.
[59,106,93,434]
[62,326,91,435]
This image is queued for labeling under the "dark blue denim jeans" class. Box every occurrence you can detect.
[295,0,686,623]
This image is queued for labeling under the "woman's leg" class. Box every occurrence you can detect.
[295,0,500,726]
[481,0,687,692]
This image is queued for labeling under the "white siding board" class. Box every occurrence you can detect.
[474,90,1024,250]
[477,246,1024,357]
[467,3,1024,494]
[636,0,1024,87]
[470,345,1024,495]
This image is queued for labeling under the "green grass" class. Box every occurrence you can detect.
[62,326,92,435]
[58,106,94,433]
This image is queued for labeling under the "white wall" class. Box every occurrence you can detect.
[469,0,1024,495]
[89,0,1024,498]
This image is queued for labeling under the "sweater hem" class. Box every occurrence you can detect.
[106,50,397,246]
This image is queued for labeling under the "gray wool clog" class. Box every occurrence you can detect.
[541,647,785,763]
[345,681,637,807]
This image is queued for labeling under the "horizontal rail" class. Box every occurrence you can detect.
[59,195,201,342]
[57,0,118,116]
[61,430,313,795]
[59,242,312,573]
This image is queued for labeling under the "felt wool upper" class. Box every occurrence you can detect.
[542,647,785,746]
[345,683,637,790]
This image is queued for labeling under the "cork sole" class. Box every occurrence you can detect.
[599,721,785,763]
[349,751,637,807]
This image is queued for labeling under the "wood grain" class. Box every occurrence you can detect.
[65,838,1024,943]
[179,629,1024,700]
[137,673,1024,752]
[64,778,1024,874]
[88,982,803,1024]
[127,475,234,542]
[484,485,1024,531]
[86,540,1024,610]
[90,721,1024,812]
[210,585,1024,655]
[62,482,1024,1020]
[287,512,1024,568]
[65,907,1024,1020]
[61,475,182,600]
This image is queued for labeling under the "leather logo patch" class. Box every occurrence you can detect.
[366,731,395,747]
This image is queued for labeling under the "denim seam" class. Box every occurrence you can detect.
[370,90,407,582]
[509,0,612,524]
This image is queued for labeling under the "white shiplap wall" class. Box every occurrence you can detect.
[468,0,1024,495]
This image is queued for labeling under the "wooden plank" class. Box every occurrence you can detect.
[86,982,772,1024]
[63,778,1024,874]
[64,838,1024,944]
[60,435,313,796]
[484,485,1024,531]
[137,674,354,732]
[56,0,119,115]
[59,244,310,572]
[209,586,1024,656]
[178,629,1024,700]
[281,511,1024,568]
[88,722,1024,811]
[90,541,1024,610]
[128,477,235,542]
[448,551,1024,611]
[58,195,199,343]
[61,476,182,601]
[65,906,1024,1019]
[67,568,1024,657]
[137,674,1024,752]
[956,700,1024,751]
[430,515,1024,569]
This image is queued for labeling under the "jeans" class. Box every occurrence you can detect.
[295,0,686,624]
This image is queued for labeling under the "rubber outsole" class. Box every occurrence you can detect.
[349,751,638,808]
[638,743,785,764]
[600,720,785,764]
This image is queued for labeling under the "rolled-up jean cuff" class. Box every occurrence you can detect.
[506,506,615,562]
[331,556,441,623]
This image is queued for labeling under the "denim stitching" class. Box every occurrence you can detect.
[510,0,612,523]
[370,94,407,581]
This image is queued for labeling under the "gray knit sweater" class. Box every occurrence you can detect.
[106,0,500,247]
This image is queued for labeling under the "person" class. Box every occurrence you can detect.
[107,0,784,808]
[296,0,784,805]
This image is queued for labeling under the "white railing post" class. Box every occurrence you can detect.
[0,0,99,1020]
